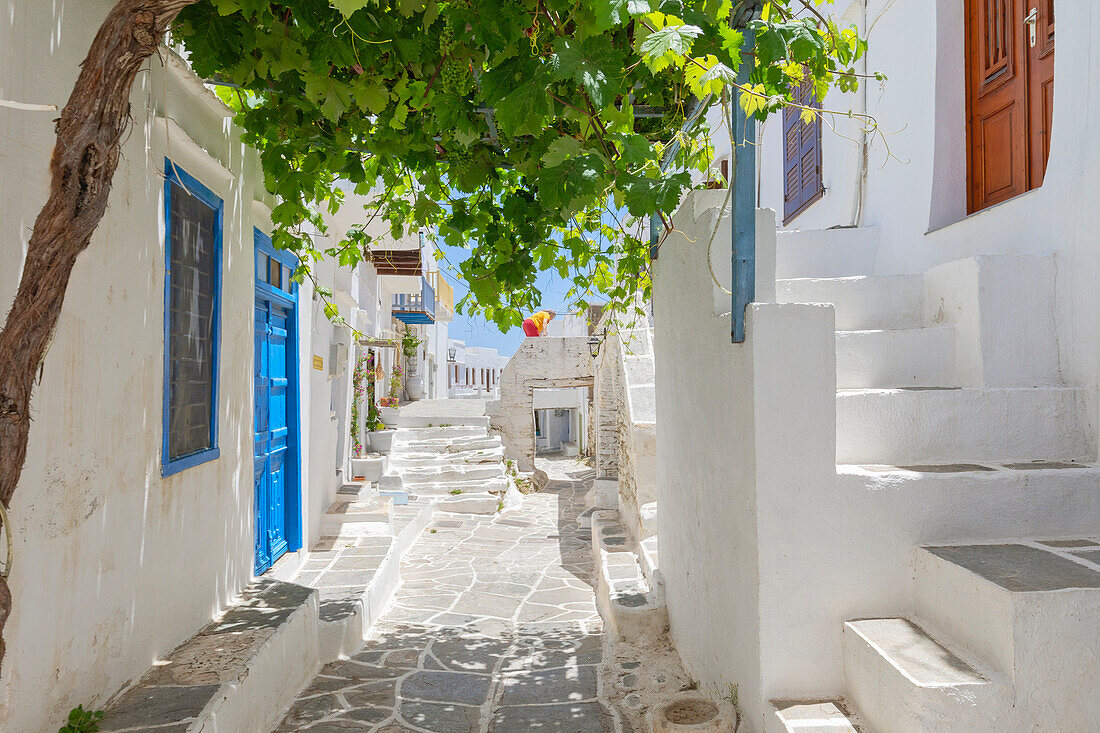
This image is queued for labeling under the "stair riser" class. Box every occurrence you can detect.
[912,549,1016,679]
[842,623,1001,733]
[395,415,490,428]
[776,227,878,279]
[836,327,956,389]
[837,388,1094,465]
[394,425,487,438]
[778,275,923,331]
[398,467,505,483]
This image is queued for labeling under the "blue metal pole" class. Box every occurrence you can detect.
[731,29,756,344]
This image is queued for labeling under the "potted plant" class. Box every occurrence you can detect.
[379,364,403,423]
[365,400,395,453]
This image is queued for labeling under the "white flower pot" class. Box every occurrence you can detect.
[368,429,396,453]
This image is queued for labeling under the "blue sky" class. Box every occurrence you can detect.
[435,240,572,358]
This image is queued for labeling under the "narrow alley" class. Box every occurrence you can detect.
[276,458,616,732]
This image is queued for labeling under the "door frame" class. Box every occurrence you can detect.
[254,228,303,570]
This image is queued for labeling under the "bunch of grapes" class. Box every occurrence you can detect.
[448,145,475,183]
[438,23,473,94]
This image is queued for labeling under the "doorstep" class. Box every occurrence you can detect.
[99,578,321,733]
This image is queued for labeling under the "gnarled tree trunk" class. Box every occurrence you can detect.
[0,0,197,674]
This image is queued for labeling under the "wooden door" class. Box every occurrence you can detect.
[966,0,1055,213]
[1026,0,1055,186]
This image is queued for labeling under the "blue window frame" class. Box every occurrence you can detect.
[162,160,223,477]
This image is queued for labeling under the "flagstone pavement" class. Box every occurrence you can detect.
[275,460,624,732]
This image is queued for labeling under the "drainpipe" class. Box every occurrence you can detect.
[731,24,757,343]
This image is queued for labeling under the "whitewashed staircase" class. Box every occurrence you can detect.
[765,227,1100,731]
[775,228,1095,467]
[383,400,515,513]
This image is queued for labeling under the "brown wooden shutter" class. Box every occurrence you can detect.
[783,77,823,224]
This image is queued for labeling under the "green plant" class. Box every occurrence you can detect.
[401,331,422,360]
[449,489,462,495]
[59,705,103,733]
[365,400,385,433]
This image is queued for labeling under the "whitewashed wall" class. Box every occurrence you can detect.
[0,2,276,728]
[753,0,1100,458]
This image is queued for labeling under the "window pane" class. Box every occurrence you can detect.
[168,180,218,461]
[283,264,293,290]
[268,256,281,289]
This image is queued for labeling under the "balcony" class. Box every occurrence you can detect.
[392,277,435,324]
[427,270,454,322]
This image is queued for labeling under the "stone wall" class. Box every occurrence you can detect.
[487,337,594,471]
[594,323,657,540]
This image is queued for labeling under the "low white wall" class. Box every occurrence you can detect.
[657,193,1100,731]
[655,194,778,727]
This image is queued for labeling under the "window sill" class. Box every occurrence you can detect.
[162,447,221,478]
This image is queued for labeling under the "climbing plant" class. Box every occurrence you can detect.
[170,0,879,329]
[0,0,877,675]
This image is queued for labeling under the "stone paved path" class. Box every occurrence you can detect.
[275,461,619,732]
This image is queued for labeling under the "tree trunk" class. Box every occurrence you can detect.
[0,0,197,674]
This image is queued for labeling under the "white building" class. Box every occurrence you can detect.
[446,340,509,399]
[0,4,453,728]
[649,3,1100,731]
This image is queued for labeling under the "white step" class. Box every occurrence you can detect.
[767,700,864,733]
[913,542,1100,728]
[397,476,512,496]
[836,326,956,389]
[434,492,501,514]
[778,275,923,331]
[836,386,1094,465]
[100,580,321,733]
[776,227,877,279]
[591,512,667,644]
[389,445,505,466]
[395,414,490,428]
[395,463,505,485]
[843,618,999,733]
[392,425,487,442]
[393,435,502,453]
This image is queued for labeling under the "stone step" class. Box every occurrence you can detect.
[778,275,924,331]
[401,476,512,496]
[843,617,999,733]
[99,579,320,733]
[392,435,503,453]
[836,386,1094,465]
[775,227,878,280]
[912,541,1100,728]
[320,496,393,540]
[836,326,956,389]
[638,534,661,591]
[389,445,505,466]
[434,491,502,514]
[392,425,488,442]
[766,699,865,733]
[394,414,491,428]
[304,499,434,661]
[394,463,506,485]
[591,511,667,645]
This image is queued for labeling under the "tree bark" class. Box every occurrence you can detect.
[0,0,197,674]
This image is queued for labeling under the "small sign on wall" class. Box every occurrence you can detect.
[312,355,324,371]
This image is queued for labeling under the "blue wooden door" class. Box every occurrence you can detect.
[254,230,300,575]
